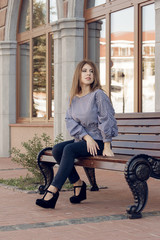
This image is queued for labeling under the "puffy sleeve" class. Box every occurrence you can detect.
[96,90,118,142]
[65,107,88,140]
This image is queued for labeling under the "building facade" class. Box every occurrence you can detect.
[0,0,160,157]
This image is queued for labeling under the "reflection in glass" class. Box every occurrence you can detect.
[50,0,58,22]
[33,35,46,118]
[33,0,46,28]
[87,0,106,9]
[111,7,134,113]
[142,4,155,112]
[20,43,30,117]
[19,1,30,33]
[51,35,54,117]
[88,19,106,86]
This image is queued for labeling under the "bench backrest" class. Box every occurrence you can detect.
[112,113,160,158]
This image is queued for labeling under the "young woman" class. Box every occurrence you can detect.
[36,59,118,209]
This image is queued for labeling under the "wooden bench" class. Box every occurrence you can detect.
[37,113,160,219]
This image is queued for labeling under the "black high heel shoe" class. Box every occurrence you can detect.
[36,190,59,209]
[70,181,87,204]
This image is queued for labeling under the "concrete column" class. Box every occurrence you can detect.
[88,21,102,67]
[155,0,160,112]
[52,18,85,140]
[52,23,62,138]
[0,41,17,157]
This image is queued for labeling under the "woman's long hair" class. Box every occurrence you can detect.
[69,59,102,105]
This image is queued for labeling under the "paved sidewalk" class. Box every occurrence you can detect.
[1,157,160,240]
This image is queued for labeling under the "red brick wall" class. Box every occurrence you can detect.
[0,0,8,41]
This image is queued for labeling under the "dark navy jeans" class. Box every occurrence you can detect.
[51,139,104,190]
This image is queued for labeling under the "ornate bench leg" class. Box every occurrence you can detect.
[37,147,55,194]
[83,167,99,191]
[124,154,151,219]
[38,162,55,194]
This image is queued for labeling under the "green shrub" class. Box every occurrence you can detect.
[10,133,63,183]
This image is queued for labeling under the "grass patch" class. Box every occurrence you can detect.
[0,176,73,192]
[0,175,40,191]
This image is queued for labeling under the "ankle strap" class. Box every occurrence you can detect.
[74,186,82,188]
[46,190,54,194]
[46,189,58,196]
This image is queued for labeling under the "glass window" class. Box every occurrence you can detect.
[33,0,46,28]
[19,43,30,118]
[85,0,156,114]
[50,0,58,22]
[33,35,46,118]
[111,7,134,113]
[19,1,30,33]
[88,19,106,86]
[17,0,57,122]
[87,0,106,9]
[142,3,155,112]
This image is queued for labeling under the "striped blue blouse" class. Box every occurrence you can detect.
[65,89,118,142]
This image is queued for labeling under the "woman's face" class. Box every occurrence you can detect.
[80,64,94,87]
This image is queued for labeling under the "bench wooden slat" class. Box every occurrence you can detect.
[118,126,160,134]
[41,153,129,164]
[112,141,160,150]
[113,148,160,157]
[40,155,55,162]
[117,119,160,126]
[77,154,129,163]
[115,112,160,119]
[40,153,128,171]
[43,150,52,156]
[114,134,160,142]
[75,158,126,171]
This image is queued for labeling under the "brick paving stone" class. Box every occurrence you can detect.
[1,218,160,240]
[0,157,29,179]
[1,157,160,240]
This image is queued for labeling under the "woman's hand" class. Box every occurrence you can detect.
[103,142,114,157]
[83,135,100,156]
